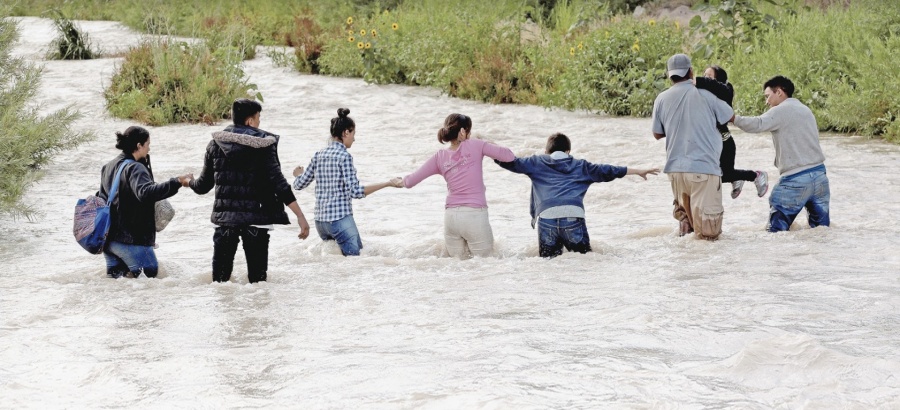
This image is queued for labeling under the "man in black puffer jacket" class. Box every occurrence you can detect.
[190,99,310,283]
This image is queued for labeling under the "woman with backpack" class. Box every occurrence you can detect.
[98,126,193,278]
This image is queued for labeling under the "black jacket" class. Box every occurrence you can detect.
[695,76,734,134]
[190,124,296,227]
[99,153,182,246]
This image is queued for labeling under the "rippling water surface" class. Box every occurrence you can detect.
[1,17,899,409]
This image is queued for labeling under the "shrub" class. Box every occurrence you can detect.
[0,18,92,217]
[46,10,98,60]
[550,18,685,116]
[104,38,260,126]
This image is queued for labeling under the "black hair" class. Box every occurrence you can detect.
[330,108,356,139]
[233,98,262,126]
[707,65,728,83]
[764,75,795,97]
[114,126,150,154]
[545,133,571,154]
[437,113,472,144]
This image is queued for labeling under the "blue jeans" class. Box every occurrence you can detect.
[768,165,830,232]
[104,241,158,278]
[538,217,591,258]
[316,215,362,256]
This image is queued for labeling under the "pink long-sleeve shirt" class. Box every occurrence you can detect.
[403,139,515,209]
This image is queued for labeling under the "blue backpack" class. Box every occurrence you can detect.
[73,160,134,254]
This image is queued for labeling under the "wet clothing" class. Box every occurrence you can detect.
[190,124,296,282]
[695,77,757,184]
[403,139,515,208]
[733,98,826,177]
[733,98,830,231]
[651,81,733,176]
[293,141,365,222]
[99,153,182,246]
[496,152,627,226]
[497,151,627,257]
[190,124,296,227]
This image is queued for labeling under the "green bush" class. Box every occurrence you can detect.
[726,2,900,141]
[47,10,98,60]
[104,38,260,126]
[551,18,685,116]
[0,18,91,217]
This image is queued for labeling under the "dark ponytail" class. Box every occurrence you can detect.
[437,113,472,144]
[330,108,355,139]
[114,126,150,154]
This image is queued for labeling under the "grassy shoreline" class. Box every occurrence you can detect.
[7,0,900,143]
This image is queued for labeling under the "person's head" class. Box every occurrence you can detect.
[115,125,151,159]
[437,113,472,144]
[763,75,794,108]
[666,53,693,83]
[233,98,262,127]
[545,132,571,154]
[330,108,356,148]
[704,65,728,83]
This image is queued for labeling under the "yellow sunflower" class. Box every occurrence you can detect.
[365,42,372,49]
[649,19,656,26]
[359,29,366,36]
[346,17,353,25]
[392,23,399,30]
[348,36,355,42]
[569,47,575,56]
[371,29,377,37]
[357,42,364,49]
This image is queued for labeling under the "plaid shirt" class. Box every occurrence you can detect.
[293,141,365,222]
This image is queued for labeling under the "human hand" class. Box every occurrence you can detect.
[293,166,304,177]
[177,173,194,187]
[389,177,403,188]
[636,168,660,180]
[297,216,310,240]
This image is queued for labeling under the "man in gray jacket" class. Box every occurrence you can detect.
[731,75,830,232]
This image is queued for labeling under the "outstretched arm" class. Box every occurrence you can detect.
[402,153,440,188]
[363,178,402,195]
[625,167,660,180]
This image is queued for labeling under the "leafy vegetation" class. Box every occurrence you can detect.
[8,0,900,142]
[46,10,99,60]
[0,17,92,217]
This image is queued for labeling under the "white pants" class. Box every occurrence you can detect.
[444,207,494,259]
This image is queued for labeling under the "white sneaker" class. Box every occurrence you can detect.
[731,180,744,199]
[754,171,769,197]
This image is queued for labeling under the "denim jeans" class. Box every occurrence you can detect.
[104,241,158,278]
[212,226,270,283]
[538,217,591,258]
[768,165,830,232]
[315,215,362,256]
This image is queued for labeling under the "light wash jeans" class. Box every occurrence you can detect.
[768,164,830,232]
[104,241,158,278]
[444,207,493,259]
[316,215,363,256]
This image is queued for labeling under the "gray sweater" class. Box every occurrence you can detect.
[733,98,825,176]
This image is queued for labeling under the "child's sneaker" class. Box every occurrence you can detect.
[754,171,769,197]
[731,180,744,199]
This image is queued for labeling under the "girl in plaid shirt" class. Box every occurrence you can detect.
[292,108,401,256]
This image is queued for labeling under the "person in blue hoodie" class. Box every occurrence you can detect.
[496,133,659,258]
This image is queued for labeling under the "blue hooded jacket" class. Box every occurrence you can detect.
[496,153,626,227]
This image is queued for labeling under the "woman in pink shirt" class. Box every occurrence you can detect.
[401,113,515,258]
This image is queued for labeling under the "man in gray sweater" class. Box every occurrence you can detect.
[731,75,830,232]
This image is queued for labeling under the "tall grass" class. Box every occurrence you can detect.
[0,17,92,217]
[46,10,98,60]
[9,0,900,142]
